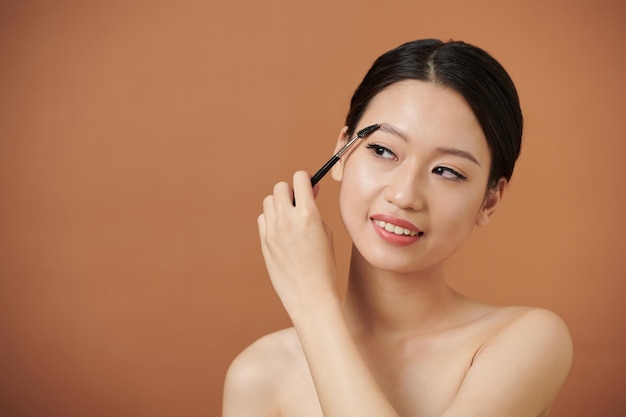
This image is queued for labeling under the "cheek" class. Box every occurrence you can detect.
[431,190,485,232]
[340,160,381,201]
[337,160,383,227]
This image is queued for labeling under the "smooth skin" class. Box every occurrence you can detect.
[223,80,573,417]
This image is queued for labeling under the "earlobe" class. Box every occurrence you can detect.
[331,126,349,182]
[476,178,507,226]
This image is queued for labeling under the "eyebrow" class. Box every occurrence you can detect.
[435,146,481,166]
[377,122,482,166]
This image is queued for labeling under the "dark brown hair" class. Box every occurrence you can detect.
[345,39,523,187]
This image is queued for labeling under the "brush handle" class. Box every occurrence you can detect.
[308,124,381,188]
[310,155,340,187]
[292,155,340,205]
[293,124,380,205]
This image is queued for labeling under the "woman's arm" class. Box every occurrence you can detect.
[289,294,401,416]
[257,171,400,417]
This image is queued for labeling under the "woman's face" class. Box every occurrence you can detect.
[332,80,504,274]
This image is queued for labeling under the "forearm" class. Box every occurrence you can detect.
[258,172,399,416]
[290,296,399,417]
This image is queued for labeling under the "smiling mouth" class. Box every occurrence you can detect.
[373,220,423,237]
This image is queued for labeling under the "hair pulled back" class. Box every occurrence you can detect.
[345,39,523,187]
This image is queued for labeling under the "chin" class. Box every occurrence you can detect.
[353,245,444,276]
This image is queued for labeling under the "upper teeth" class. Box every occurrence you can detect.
[374,220,419,236]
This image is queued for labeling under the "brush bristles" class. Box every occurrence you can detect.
[356,123,381,138]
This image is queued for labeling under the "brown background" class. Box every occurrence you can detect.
[1,0,624,416]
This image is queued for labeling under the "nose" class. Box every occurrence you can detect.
[383,166,427,211]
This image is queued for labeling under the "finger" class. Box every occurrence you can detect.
[257,213,272,259]
[262,194,275,225]
[292,171,315,208]
[273,181,294,211]
[257,212,266,238]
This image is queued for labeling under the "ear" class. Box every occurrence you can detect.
[476,178,507,226]
[331,126,349,182]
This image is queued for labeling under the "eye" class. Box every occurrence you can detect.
[432,166,467,180]
[366,143,397,160]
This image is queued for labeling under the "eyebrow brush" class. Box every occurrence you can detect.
[309,123,381,186]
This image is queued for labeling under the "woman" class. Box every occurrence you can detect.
[222,39,572,417]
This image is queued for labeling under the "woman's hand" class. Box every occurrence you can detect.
[257,171,339,318]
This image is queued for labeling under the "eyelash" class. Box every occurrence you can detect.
[365,143,468,181]
[366,143,396,160]
[432,166,467,181]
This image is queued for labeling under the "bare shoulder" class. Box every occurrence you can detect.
[447,306,573,417]
[226,327,301,383]
[222,328,300,417]
[484,306,573,360]
[478,306,573,379]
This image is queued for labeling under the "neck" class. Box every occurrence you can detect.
[342,246,460,337]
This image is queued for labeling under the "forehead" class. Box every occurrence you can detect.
[361,80,489,157]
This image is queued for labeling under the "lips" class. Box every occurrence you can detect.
[370,214,423,245]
